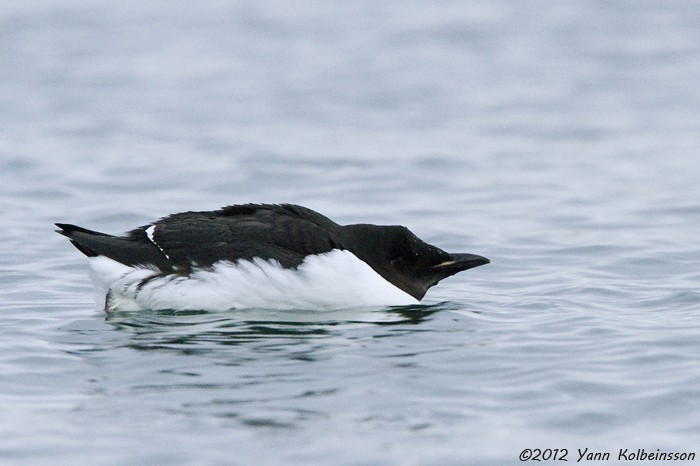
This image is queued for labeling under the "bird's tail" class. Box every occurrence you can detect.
[55,223,113,257]
[55,222,171,269]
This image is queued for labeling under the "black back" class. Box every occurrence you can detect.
[141,204,345,269]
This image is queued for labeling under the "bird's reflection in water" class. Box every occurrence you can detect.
[104,303,451,354]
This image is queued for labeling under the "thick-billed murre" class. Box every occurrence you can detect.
[56,203,489,311]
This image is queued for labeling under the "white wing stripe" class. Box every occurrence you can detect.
[145,225,172,261]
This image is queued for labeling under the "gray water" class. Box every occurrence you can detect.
[2,1,700,465]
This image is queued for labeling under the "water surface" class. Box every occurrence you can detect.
[1,1,700,465]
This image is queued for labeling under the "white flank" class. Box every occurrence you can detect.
[86,249,419,312]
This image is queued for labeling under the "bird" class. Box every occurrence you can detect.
[56,203,489,312]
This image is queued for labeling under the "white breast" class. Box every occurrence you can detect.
[86,249,418,312]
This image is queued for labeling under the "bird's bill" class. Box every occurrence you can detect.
[433,253,490,272]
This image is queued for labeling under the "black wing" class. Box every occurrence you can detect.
[139,204,347,269]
